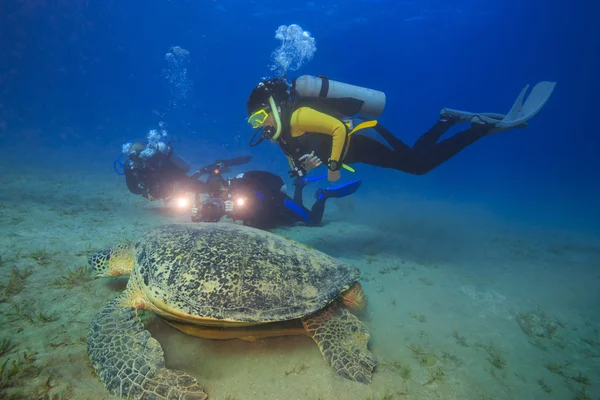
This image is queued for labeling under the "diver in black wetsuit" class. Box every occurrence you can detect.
[228,171,360,229]
[123,142,209,201]
[192,169,361,229]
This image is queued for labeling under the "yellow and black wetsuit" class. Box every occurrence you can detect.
[277,102,491,175]
[279,106,351,170]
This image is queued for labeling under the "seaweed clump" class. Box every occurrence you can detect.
[0,351,39,390]
[407,343,438,367]
[545,360,571,377]
[379,359,412,380]
[516,310,560,339]
[423,364,446,386]
[476,342,508,370]
[452,329,469,347]
[537,378,553,394]
[50,266,92,289]
[28,249,53,266]
[0,267,33,302]
[0,339,17,358]
[3,300,59,325]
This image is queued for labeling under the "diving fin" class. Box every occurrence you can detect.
[294,174,327,194]
[316,180,362,200]
[440,109,506,123]
[301,174,328,184]
[489,81,556,134]
[441,81,556,134]
[441,109,528,132]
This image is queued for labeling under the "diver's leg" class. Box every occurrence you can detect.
[308,198,326,226]
[373,119,454,152]
[308,180,362,226]
[356,120,489,174]
[280,194,313,225]
[292,177,305,205]
[344,134,418,172]
[410,122,489,173]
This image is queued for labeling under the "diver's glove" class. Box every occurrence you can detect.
[299,151,323,172]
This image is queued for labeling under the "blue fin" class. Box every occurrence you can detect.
[319,180,362,200]
[302,174,328,183]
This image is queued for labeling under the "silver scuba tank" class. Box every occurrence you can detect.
[294,75,386,117]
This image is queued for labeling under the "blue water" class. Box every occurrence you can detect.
[1,1,599,399]
[2,0,598,232]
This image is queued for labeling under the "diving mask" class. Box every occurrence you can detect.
[248,96,282,147]
[247,109,269,128]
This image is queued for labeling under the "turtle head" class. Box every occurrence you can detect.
[89,243,136,277]
[341,282,367,313]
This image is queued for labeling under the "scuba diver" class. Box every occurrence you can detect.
[191,164,361,229]
[246,75,557,182]
[117,141,209,202]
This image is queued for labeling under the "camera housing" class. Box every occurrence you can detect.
[193,197,225,222]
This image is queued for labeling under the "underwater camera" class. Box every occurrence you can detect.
[191,190,255,224]
[193,197,225,223]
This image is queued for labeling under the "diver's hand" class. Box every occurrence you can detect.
[299,152,322,172]
[288,167,306,178]
[224,200,234,212]
[328,169,341,182]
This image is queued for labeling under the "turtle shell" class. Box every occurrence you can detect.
[133,224,359,324]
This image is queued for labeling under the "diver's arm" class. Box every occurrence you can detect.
[290,107,348,164]
[124,168,145,195]
[286,155,296,170]
[284,154,307,178]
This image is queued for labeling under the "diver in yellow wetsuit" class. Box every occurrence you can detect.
[245,76,556,182]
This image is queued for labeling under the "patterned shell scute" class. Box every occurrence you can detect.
[135,224,359,322]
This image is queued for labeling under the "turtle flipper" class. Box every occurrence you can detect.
[302,307,376,384]
[87,292,207,400]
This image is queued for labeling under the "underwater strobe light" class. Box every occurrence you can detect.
[176,196,189,208]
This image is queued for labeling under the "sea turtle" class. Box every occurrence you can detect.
[86,223,375,399]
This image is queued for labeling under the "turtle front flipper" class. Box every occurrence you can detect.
[87,292,207,400]
[302,307,376,384]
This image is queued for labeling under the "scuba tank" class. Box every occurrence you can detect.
[293,75,386,118]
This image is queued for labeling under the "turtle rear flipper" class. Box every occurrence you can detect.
[87,292,207,400]
[303,307,376,384]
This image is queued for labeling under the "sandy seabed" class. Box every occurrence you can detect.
[0,169,598,400]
